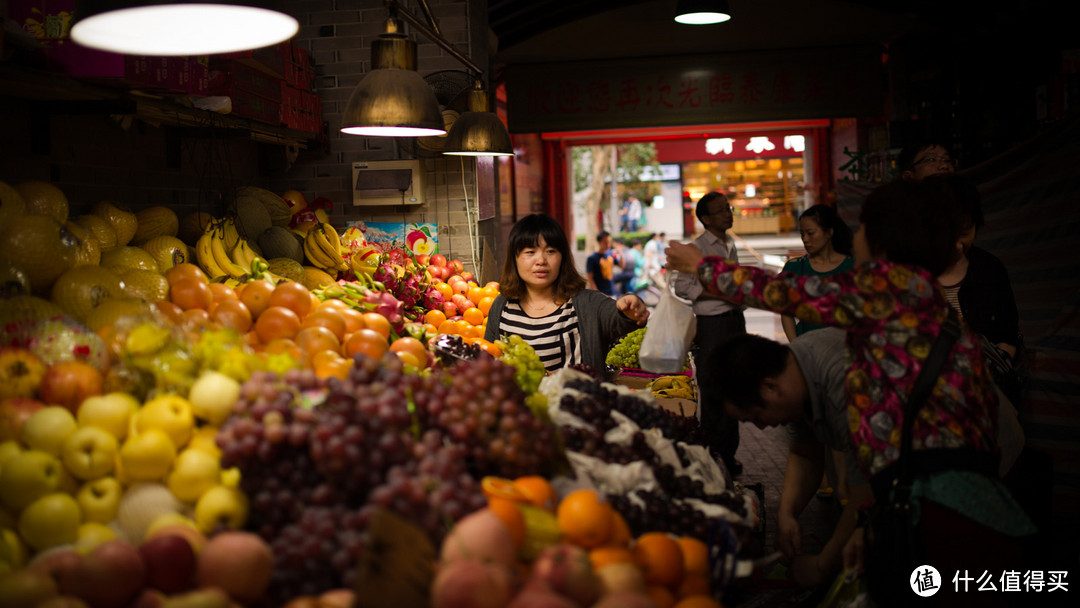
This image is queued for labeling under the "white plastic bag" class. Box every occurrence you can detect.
[639,288,696,373]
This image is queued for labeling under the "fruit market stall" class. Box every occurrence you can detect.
[0,179,759,608]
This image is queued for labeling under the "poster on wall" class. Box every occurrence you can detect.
[348,221,439,257]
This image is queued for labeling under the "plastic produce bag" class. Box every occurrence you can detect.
[639,288,696,373]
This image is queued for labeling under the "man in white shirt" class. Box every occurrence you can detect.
[672,192,746,475]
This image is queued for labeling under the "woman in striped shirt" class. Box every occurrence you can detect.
[484,214,649,372]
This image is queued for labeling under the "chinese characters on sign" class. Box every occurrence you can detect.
[952,570,1069,593]
[506,46,882,132]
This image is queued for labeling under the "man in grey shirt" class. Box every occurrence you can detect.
[702,328,873,587]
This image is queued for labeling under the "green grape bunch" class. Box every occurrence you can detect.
[605,327,647,369]
[496,334,549,418]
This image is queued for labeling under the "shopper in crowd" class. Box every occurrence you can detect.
[642,232,666,282]
[781,204,855,341]
[485,214,648,373]
[614,239,644,296]
[703,328,872,587]
[667,180,1034,596]
[672,191,746,476]
[780,203,856,505]
[898,140,957,182]
[585,230,617,296]
[626,194,644,232]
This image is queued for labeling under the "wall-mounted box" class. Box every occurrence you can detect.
[351,160,425,207]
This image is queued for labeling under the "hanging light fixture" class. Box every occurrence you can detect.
[443,81,514,157]
[340,16,446,137]
[674,0,732,25]
[70,1,298,56]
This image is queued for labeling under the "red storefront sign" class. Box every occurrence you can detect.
[654,132,814,163]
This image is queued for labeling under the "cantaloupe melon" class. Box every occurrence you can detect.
[50,266,126,322]
[83,297,153,333]
[257,226,304,264]
[132,206,180,245]
[267,258,305,283]
[0,295,63,326]
[116,268,170,302]
[302,266,337,291]
[73,214,119,252]
[64,221,102,266]
[231,191,272,242]
[0,215,79,295]
[0,181,27,225]
[101,246,160,274]
[14,181,69,224]
[91,201,138,247]
[178,211,214,246]
[237,187,292,227]
[140,235,188,272]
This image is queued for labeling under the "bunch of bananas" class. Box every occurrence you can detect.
[303,222,349,274]
[195,217,267,282]
[650,375,696,400]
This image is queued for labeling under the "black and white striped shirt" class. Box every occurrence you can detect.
[499,299,583,372]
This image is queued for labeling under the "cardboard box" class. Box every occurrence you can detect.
[230,91,281,126]
[217,41,288,80]
[208,60,283,102]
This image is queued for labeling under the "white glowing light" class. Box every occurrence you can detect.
[705,138,735,155]
[746,137,775,154]
[784,135,806,153]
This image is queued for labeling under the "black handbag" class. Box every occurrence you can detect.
[862,315,962,607]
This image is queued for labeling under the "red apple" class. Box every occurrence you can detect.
[430,254,448,267]
[415,254,430,266]
[442,302,458,318]
[140,534,196,593]
[28,547,83,583]
[460,271,475,283]
[451,294,472,312]
[0,568,59,608]
[196,532,273,604]
[0,397,45,442]
[38,362,103,414]
[59,540,146,608]
[449,259,465,275]
[529,544,602,606]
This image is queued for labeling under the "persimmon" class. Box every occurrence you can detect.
[342,329,388,360]
[295,326,341,357]
[360,313,391,340]
[302,308,347,341]
[269,282,313,319]
[340,307,365,334]
[210,299,253,333]
[165,263,208,286]
[254,306,301,343]
[170,278,213,311]
[389,337,427,368]
[239,279,275,319]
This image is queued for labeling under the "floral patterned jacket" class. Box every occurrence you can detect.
[698,257,999,477]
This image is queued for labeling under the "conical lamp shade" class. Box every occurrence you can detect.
[71,1,298,56]
[443,86,514,156]
[341,18,445,137]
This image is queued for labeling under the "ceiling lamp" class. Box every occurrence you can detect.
[674,0,732,25]
[70,1,298,56]
[443,82,513,157]
[340,17,446,137]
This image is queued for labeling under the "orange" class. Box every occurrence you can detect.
[672,596,723,608]
[481,476,528,503]
[485,281,500,290]
[254,305,302,343]
[556,489,614,549]
[486,498,526,550]
[152,301,184,325]
[646,585,678,608]
[343,329,389,360]
[361,312,391,340]
[608,511,632,547]
[438,319,460,335]
[165,263,208,286]
[389,337,427,368]
[263,338,301,359]
[180,307,210,328]
[424,309,447,328]
[239,279,275,319]
[210,299,253,333]
[464,324,485,340]
[434,282,453,301]
[453,319,471,336]
[340,307,365,334]
[467,286,484,305]
[462,307,485,326]
[477,339,502,358]
[208,282,238,307]
[632,532,684,587]
[478,296,495,316]
[676,537,709,577]
[170,278,213,311]
[295,326,341,357]
[302,307,347,340]
[269,281,313,319]
[318,298,351,313]
[588,546,635,572]
[677,573,711,599]
[311,350,350,380]
[512,476,557,512]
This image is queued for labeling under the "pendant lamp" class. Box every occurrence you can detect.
[70,1,298,56]
[674,0,732,25]
[340,17,446,138]
[443,82,514,157]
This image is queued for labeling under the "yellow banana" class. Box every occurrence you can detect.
[651,376,676,391]
[230,239,257,272]
[211,229,248,279]
[195,232,227,279]
[303,232,336,269]
[312,225,347,271]
[221,217,241,252]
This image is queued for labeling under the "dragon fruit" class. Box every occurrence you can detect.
[422,286,445,311]
[396,272,422,309]
[373,262,398,293]
[363,289,404,332]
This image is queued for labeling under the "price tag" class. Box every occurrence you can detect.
[352,508,436,608]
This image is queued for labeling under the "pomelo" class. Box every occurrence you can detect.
[117,268,170,302]
[0,180,27,225]
[50,266,126,322]
[73,214,118,252]
[0,214,79,295]
[14,181,68,224]
[132,206,179,245]
[90,201,138,247]
[139,235,188,272]
[64,221,102,266]
[101,246,160,274]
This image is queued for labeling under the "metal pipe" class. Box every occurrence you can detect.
[384,0,482,77]
[414,0,440,36]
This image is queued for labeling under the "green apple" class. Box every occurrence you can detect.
[18,493,81,551]
[186,426,222,459]
[61,426,118,480]
[0,568,58,606]
[75,521,116,554]
[193,485,248,535]
[0,450,65,511]
[0,440,22,470]
[1,527,28,573]
[21,406,77,456]
[76,392,139,440]
[76,477,123,524]
[166,448,221,503]
[119,429,176,482]
[134,395,194,450]
[188,371,240,427]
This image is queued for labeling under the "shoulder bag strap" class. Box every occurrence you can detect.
[898,312,963,480]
